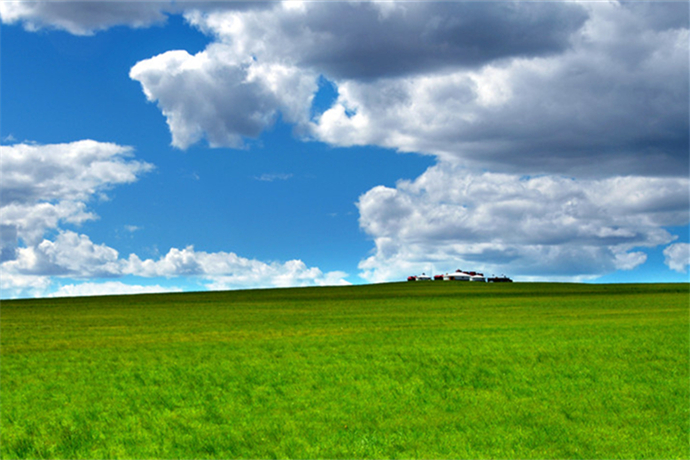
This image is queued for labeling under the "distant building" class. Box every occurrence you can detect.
[444,270,471,281]
[487,276,512,282]
[406,269,506,283]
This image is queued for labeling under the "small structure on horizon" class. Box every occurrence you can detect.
[487,275,513,283]
[406,269,510,283]
[444,270,471,281]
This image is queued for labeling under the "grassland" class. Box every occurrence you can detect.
[1,282,688,459]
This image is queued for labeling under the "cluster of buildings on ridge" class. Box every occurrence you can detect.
[407,270,512,283]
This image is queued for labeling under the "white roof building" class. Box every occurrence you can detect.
[444,271,471,281]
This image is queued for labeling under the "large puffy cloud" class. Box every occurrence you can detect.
[7,2,688,176]
[0,141,153,247]
[130,45,317,149]
[128,1,596,155]
[6,231,121,278]
[129,2,687,177]
[312,2,689,177]
[357,162,689,282]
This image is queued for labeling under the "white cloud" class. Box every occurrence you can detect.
[356,163,689,282]
[663,243,690,274]
[126,2,690,178]
[1,231,122,282]
[49,281,183,298]
[311,7,688,177]
[39,231,122,277]
[123,245,349,289]
[6,3,687,176]
[1,141,148,203]
[129,45,317,149]
[1,233,350,298]
[0,140,153,246]
[0,1,171,35]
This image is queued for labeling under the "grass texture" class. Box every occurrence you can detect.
[1,282,688,458]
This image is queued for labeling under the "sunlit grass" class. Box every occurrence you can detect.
[2,282,688,458]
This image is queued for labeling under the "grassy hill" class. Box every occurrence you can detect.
[2,282,688,458]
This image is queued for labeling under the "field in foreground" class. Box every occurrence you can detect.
[1,282,688,459]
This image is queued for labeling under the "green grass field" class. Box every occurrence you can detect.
[1,282,688,459]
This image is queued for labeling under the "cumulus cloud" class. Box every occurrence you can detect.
[0,140,153,248]
[312,2,689,177]
[1,232,349,298]
[123,245,349,289]
[126,2,690,178]
[129,46,317,149]
[663,243,690,274]
[7,2,688,176]
[357,163,689,282]
[16,231,122,277]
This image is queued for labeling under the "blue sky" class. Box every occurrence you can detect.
[1,1,688,298]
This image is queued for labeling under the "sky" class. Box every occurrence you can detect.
[1,1,689,299]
